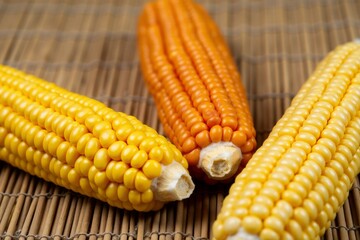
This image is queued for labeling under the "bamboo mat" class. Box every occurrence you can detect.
[0,0,360,239]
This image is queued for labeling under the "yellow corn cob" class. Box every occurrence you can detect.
[212,42,360,239]
[0,65,194,212]
[137,0,256,184]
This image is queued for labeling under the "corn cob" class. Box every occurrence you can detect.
[0,65,195,212]
[137,0,256,183]
[212,42,360,239]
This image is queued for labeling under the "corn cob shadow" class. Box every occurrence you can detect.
[0,65,195,212]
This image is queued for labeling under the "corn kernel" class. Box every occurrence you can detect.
[69,125,88,145]
[111,161,129,183]
[76,133,92,155]
[88,165,98,183]
[60,165,71,180]
[139,137,157,153]
[141,189,154,203]
[272,200,293,222]
[26,125,41,148]
[148,146,163,162]
[131,149,148,168]
[81,157,93,176]
[84,138,101,160]
[242,216,262,234]
[308,191,324,213]
[65,145,79,166]
[123,168,138,189]
[250,203,270,220]
[112,116,130,130]
[47,135,63,157]
[128,190,142,205]
[40,153,51,170]
[115,123,134,141]
[94,171,109,189]
[17,141,28,160]
[142,159,162,179]
[92,121,112,138]
[223,217,241,236]
[117,184,129,202]
[105,182,119,201]
[63,121,76,141]
[212,220,225,240]
[84,115,102,131]
[67,168,80,186]
[25,146,34,163]
[99,129,117,148]
[80,177,92,193]
[282,190,302,208]
[94,148,110,171]
[56,141,70,163]
[121,145,138,164]
[127,130,147,147]
[286,220,303,238]
[75,108,92,124]
[134,171,151,192]
[53,160,63,177]
[260,228,280,240]
[108,141,127,160]
[160,144,174,165]
[263,216,284,234]
[56,117,72,138]
[293,207,310,229]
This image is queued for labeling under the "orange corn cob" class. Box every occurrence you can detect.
[137,0,256,183]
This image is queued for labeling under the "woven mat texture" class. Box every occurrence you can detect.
[0,0,360,239]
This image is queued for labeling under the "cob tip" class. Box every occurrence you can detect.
[151,160,195,202]
[199,142,242,180]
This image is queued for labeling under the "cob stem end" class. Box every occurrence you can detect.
[152,160,195,202]
[199,142,242,180]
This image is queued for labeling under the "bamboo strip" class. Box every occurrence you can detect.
[120,212,132,240]
[174,201,185,240]
[159,208,168,240]
[88,201,102,240]
[185,194,196,239]
[113,209,123,238]
[68,198,83,237]
[261,1,275,141]
[53,194,72,240]
[137,213,145,240]
[0,166,12,215]
[39,188,61,237]
[0,172,19,229]
[16,177,38,234]
[19,4,55,74]
[0,3,30,64]
[352,178,360,225]
[343,198,357,240]
[75,199,94,240]
[106,208,117,239]
[100,206,111,240]
[19,183,48,240]
[337,205,350,240]
[3,174,30,239]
